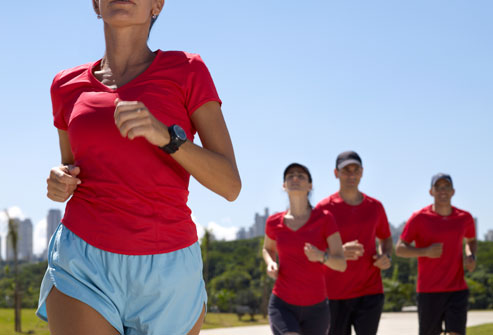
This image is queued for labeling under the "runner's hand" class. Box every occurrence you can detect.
[46,165,81,202]
[372,254,391,270]
[266,262,279,280]
[464,255,476,272]
[343,240,364,260]
[425,243,443,258]
[304,243,325,263]
[114,99,170,147]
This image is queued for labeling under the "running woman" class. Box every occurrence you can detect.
[263,163,346,335]
[316,151,393,335]
[396,173,476,335]
[37,1,241,334]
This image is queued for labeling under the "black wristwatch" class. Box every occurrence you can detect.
[161,124,187,154]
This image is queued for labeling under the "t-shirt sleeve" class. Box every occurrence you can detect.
[464,213,476,239]
[265,216,277,240]
[51,72,68,131]
[185,54,222,116]
[375,203,391,240]
[323,210,339,238]
[400,213,418,243]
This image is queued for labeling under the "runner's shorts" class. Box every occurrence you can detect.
[268,293,330,335]
[417,289,469,335]
[36,223,207,335]
[329,293,385,335]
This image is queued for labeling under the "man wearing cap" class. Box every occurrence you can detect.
[316,151,393,335]
[395,173,476,335]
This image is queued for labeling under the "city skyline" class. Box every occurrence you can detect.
[1,204,492,262]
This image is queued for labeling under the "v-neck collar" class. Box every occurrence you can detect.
[282,209,314,232]
[88,49,162,93]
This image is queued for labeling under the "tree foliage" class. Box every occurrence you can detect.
[1,239,491,315]
[201,236,273,317]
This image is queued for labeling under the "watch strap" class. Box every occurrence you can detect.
[161,125,185,154]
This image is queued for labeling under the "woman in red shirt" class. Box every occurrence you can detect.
[37,1,241,334]
[263,163,346,335]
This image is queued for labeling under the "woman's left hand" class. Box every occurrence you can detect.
[114,99,170,147]
[304,243,324,263]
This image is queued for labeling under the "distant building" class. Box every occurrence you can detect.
[389,222,406,245]
[236,227,248,240]
[474,217,478,238]
[7,218,33,262]
[236,208,270,240]
[485,230,493,242]
[47,209,62,247]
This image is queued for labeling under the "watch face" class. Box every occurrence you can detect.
[173,125,187,141]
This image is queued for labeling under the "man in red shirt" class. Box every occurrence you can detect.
[317,151,393,335]
[396,173,477,335]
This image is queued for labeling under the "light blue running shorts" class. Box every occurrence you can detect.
[37,224,207,335]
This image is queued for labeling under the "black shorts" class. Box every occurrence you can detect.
[329,293,384,335]
[417,289,469,335]
[268,294,330,335]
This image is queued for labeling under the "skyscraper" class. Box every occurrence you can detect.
[47,209,62,248]
[7,218,33,262]
[236,207,270,240]
[485,230,493,242]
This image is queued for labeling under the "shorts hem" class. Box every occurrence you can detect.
[184,278,208,334]
[36,272,124,335]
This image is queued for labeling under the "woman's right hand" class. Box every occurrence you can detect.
[266,262,279,280]
[46,165,81,202]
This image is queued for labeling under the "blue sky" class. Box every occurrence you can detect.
[1,1,492,256]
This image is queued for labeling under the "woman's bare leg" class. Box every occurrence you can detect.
[46,287,120,335]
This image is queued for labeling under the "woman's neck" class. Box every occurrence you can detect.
[100,24,155,79]
[287,194,311,218]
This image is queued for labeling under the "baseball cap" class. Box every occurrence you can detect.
[431,173,453,187]
[336,151,362,170]
[284,163,312,183]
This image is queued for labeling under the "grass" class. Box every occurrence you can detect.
[467,323,493,335]
[202,313,269,329]
[0,309,268,333]
[0,309,50,335]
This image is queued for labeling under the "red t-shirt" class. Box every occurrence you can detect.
[51,50,221,255]
[400,205,476,293]
[316,192,391,300]
[265,208,339,306]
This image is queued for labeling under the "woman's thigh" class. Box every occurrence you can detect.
[46,287,120,335]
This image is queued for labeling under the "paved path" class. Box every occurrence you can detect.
[200,311,493,335]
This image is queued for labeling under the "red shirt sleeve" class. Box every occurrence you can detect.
[401,212,419,243]
[51,72,68,130]
[323,210,339,238]
[185,54,221,116]
[375,202,391,240]
[265,216,277,240]
[464,213,476,239]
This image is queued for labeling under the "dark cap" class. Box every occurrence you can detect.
[283,163,312,183]
[336,151,362,170]
[431,173,453,188]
